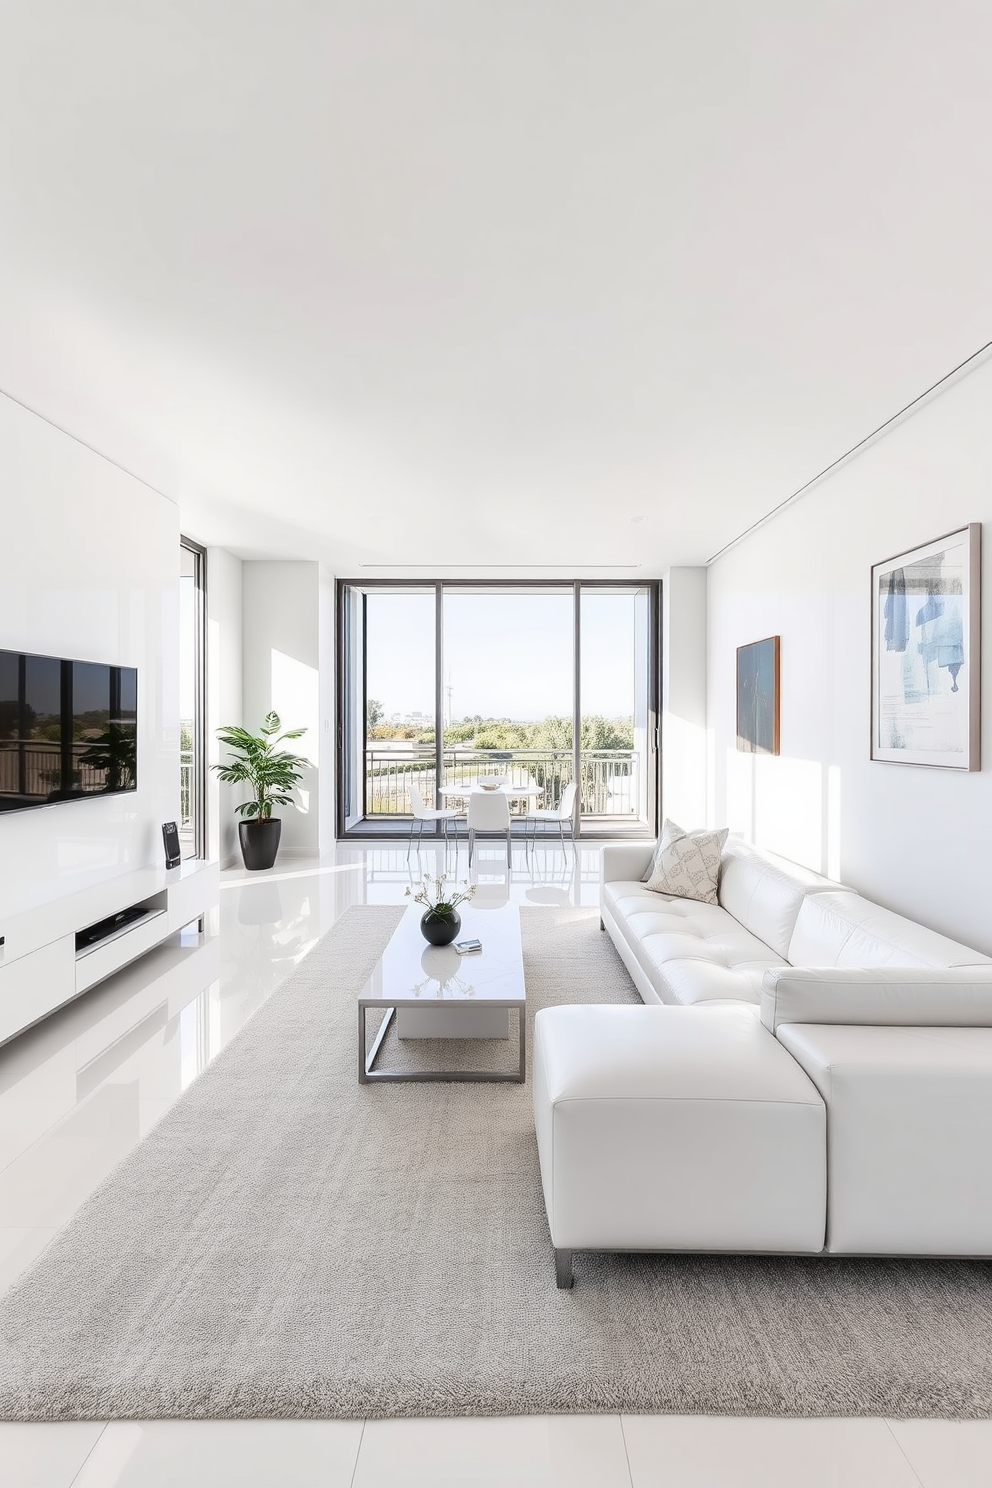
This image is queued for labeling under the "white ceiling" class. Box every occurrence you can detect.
[1,2,991,574]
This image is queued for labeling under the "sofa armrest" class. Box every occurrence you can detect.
[601,843,655,889]
[761,966,992,1034]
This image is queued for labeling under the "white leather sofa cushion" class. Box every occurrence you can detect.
[717,839,853,959]
[662,959,771,1006]
[603,879,665,910]
[779,1022,992,1254]
[603,887,785,1002]
[635,908,785,1005]
[639,922,785,982]
[533,1004,826,1253]
[601,841,849,1009]
[787,891,991,971]
[761,966,992,1033]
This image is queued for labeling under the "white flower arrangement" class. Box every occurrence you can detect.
[404,873,476,918]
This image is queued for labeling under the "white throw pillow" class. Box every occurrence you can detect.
[641,819,702,882]
[644,819,729,906]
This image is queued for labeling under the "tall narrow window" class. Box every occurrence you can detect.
[579,586,652,828]
[364,589,436,819]
[179,539,206,858]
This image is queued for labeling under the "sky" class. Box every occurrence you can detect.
[365,590,644,721]
[178,584,646,725]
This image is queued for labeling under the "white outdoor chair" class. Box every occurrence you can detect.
[408,782,461,857]
[467,790,511,868]
[525,780,577,854]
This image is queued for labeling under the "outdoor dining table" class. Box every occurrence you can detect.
[438,783,544,809]
[439,783,543,798]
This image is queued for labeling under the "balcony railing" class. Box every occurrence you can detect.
[0,741,121,800]
[364,746,639,818]
[180,749,194,831]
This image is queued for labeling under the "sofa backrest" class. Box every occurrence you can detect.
[717,839,854,960]
[761,966,992,1032]
[787,890,991,970]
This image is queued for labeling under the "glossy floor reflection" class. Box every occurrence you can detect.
[0,840,595,1282]
[0,841,971,1485]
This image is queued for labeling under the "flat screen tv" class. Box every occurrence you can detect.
[0,649,137,813]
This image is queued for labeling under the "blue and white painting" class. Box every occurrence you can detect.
[873,525,980,770]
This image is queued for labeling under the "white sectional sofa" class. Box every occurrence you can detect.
[599,837,860,1008]
[535,837,992,1287]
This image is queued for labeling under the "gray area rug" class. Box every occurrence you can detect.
[2,905,992,1421]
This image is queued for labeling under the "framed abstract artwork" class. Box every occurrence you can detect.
[736,636,780,754]
[871,523,981,770]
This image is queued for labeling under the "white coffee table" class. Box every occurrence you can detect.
[358,902,527,1083]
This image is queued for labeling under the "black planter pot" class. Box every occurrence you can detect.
[420,908,461,946]
[239,818,282,872]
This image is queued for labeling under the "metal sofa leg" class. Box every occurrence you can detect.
[555,1247,574,1289]
[600,917,605,931]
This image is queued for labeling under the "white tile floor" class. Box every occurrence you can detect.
[0,840,981,1486]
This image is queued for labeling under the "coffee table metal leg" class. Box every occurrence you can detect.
[360,1004,395,1084]
[360,1001,526,1083]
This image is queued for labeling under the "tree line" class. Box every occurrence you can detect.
[366,706,634,753]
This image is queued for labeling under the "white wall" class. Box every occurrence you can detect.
[241,561,334,857]
[206,546,243,867]
[707,354,992,952]
[0,393,179,916]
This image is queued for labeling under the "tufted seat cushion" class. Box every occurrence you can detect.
[658,958,780,1007]
[601,846,854,1011]
[603,881,670,917]
[639,919,784,1005]
[605,882,733,933]
[604,883,786,1004]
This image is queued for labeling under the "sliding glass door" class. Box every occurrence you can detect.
[337,580,658,838]
[364,588,436,818]
[441,588,575,814]
[579,587,651,824]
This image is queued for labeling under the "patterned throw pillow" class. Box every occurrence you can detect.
[642,819,700,882]
[644,819,729,905]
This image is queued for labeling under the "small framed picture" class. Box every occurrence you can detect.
[736,636,780,754]
[871,524,981,770]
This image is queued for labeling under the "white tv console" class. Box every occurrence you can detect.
[0,858,219,1046]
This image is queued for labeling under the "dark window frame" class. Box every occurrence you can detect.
[335,578,662,841]
[180,536,208,860]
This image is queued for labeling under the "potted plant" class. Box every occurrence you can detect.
[214,712,308,871]
[404,873,476,945]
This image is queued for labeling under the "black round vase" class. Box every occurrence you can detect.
[420,908,461,946]
[239,818,282,872]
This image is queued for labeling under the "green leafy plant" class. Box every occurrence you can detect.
[214,712,308,820]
